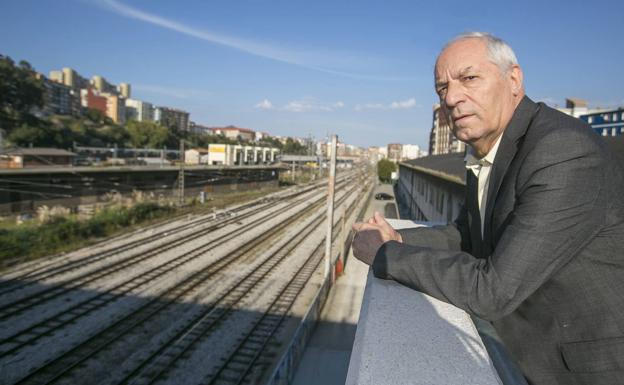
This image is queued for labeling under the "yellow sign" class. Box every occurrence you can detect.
[209,145,226,153]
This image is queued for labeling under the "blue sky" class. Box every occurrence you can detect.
[1,0,623,149]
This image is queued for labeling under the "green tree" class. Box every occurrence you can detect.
[377,158,397,183]
[84,108,107,124]
[126,120,171,148]
[258,136,283,149]
[0,55,44,133]
[282,137,307,155]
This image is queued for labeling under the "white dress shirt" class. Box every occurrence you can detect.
[464,134,503,237]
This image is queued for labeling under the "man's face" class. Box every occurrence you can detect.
[434,38,521,151]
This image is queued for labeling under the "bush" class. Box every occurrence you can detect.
[377,159,397,183]
[0,202,174,264]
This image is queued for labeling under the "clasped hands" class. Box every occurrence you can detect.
[351,211,402,265]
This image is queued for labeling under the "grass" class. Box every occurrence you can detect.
[0,186,283,269]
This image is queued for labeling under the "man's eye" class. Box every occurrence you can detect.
[437,87,447,96]
[463,76,477,81]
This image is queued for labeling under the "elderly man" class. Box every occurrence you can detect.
[352,32,624,385]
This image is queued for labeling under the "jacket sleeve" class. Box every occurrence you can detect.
[373,130,608,321]
[397,222,462,251]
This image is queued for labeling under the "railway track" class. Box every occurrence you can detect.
[0,170,371,385]
[0,178,332,296]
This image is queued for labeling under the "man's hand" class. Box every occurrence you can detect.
[351,211,402,265]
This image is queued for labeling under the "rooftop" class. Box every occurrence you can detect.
[0,147,76,157]
[401,152,466,185]
[210,126,255,134]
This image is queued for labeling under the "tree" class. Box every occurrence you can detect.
[258,136,283,149]
[0,55,44,133]
[126,120,171,148]
[282,137,307,155]
[85,108,107,124]
[377,159,397,183]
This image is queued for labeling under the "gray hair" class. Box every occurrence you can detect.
[441,32,519,73]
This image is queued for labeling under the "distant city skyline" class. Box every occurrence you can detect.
[1,0,623,149]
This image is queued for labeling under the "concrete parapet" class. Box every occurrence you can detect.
[346,219,503,385]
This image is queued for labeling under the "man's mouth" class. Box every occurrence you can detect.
[453,114,473,124]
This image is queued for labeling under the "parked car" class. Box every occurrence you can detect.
[374,192,394,200]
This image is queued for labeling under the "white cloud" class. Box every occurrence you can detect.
[389,98,417,109]
[282,99,343,112]
[95,0,408,80]
[255,99,273,110]
[355,98,417,111]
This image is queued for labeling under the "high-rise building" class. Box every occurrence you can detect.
[104,94,125,124]
[49,70,64,84]
[36,73,80,116]
[401,144,422,160]
[387,143,403,162]
[154,107,190,131]
[429,103,465,155]
[91,75,117,94]
[62,67,89,90]
[49,67,89,91]
[118,83,131,98]
[125,98,153,122]
[80,88,107,116]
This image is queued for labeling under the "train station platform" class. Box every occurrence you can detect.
[291,182,396,385]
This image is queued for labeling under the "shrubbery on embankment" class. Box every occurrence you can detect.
[0,202,173,266]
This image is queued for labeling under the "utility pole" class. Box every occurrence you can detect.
[324,134,338,280]
[178,140,185,206]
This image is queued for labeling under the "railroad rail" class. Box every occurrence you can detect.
[0,169,371,385]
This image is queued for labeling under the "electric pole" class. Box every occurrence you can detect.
[178,140,185,206]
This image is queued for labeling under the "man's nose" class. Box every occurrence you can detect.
[444,81,464,108]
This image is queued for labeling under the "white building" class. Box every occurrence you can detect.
[209,126,255,142]
[125,99,154,122]
[207,144,279,166]
[401,144,423,160]
[185,149,210,165]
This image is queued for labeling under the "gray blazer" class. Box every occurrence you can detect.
[373,96,624,385]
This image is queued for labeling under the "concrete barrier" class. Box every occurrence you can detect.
[345,219,503,385]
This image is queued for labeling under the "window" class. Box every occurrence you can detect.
[613,113,618,122]
[588,116,594,124]
[603,128,608,136]
[612,128,617,136]
[603,114,611,122]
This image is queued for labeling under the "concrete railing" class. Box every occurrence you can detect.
[346,219,527,385]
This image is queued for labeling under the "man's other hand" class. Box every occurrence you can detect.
[351,211,402,265]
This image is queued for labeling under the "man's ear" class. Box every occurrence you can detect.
[509,65,523,96]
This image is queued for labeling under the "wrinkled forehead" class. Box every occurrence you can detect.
[434,39,490,80]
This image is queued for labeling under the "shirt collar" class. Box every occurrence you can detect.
[464,133,503,170]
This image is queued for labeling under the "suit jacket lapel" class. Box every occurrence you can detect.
[483,96,540,245]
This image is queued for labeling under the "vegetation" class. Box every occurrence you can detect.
[0,54,291,152]
[0,202,174,264]
[0,54,45,134]
[377,158,397,183]
[281,137,309,155]
[0,184,285,268]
